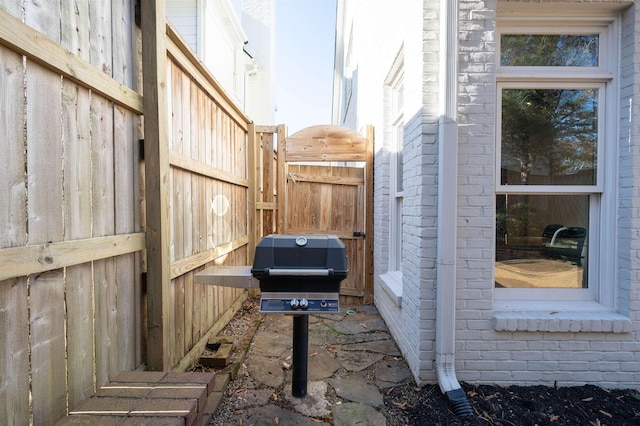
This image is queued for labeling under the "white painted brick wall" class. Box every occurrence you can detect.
[449,0,640,390]
[339,0,640,390]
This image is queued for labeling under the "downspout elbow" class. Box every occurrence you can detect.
[436,352,473,417]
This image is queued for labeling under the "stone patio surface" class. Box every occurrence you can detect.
[54,303,414,426]
[212,304,413,425]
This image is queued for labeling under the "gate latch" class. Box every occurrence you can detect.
[353,231,365,238]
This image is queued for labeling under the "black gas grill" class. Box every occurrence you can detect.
[251,234,348,314]
[251,234,348,397]
[194,234,348,398]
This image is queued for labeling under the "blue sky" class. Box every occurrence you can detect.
[273,0,337,134]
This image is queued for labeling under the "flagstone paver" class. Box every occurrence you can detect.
[336,349,385,372]
[332,402,387,426]
[212,302,412,426]
[329,374,384,407]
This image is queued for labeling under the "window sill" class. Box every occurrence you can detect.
[493,311,632,333]
[379,272,403,307]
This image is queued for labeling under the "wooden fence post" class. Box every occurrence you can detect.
[276,124,288,234]
[247,123,257,264]
[141,0,172,371]
[365,125,375,303]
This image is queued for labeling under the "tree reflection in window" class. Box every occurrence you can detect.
[501,88,598,186]
[501,34,599,67]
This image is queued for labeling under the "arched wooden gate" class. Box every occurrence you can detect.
[253,124,374,305]
[280,125,373,304]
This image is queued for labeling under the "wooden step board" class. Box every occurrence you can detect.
[55,371,217,426]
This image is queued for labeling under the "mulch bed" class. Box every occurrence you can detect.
[199,297,640,425]
[384,382,640,425]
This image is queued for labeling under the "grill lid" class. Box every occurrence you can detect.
[251,234,348,283]
[251,234,347,279]
[251,234,348,313]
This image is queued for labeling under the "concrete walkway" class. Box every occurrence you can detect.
[213,304,413,425]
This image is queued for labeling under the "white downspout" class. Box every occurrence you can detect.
[435,0,471,417]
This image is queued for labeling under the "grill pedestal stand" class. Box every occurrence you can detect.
[292,314,309,397]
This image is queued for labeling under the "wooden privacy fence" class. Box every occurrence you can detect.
[145,13,254,372]
[0,2,143,424]
[0,1,254,424]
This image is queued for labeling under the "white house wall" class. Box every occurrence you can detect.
[201,3,239,100]
[166,0,264,112]
[335,0,438,383]
[166,0,199,54]
[241,0,276,125]
[335,0,640,390]
[455,0,638,390]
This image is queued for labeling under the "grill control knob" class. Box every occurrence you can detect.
[299,298,309,310]
[290,298,300,309]
[320,300,327,308]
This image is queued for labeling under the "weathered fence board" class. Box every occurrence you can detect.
[25,2,67,413]
[60,0,93,407]
[0,278,30,424]
[0,34,30,411]
[1,2,145,424]
[112,0,139,377]
[61,73,94,416]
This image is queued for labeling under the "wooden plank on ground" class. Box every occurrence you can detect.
[172,291,247,372]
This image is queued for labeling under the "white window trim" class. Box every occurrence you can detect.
[493,16,622,327]
[389,116,404,272]
[496,17,617,80]
[379,48,405,307]
[389,62,404,273]
[380,271,403,306]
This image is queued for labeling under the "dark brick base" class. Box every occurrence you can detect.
[55,371,216,426]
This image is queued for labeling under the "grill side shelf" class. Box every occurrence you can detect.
[194,265,258,288]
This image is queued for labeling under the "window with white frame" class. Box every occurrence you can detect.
[389,65,404,275]
[494,17,618,308]
[379,50,405,306]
